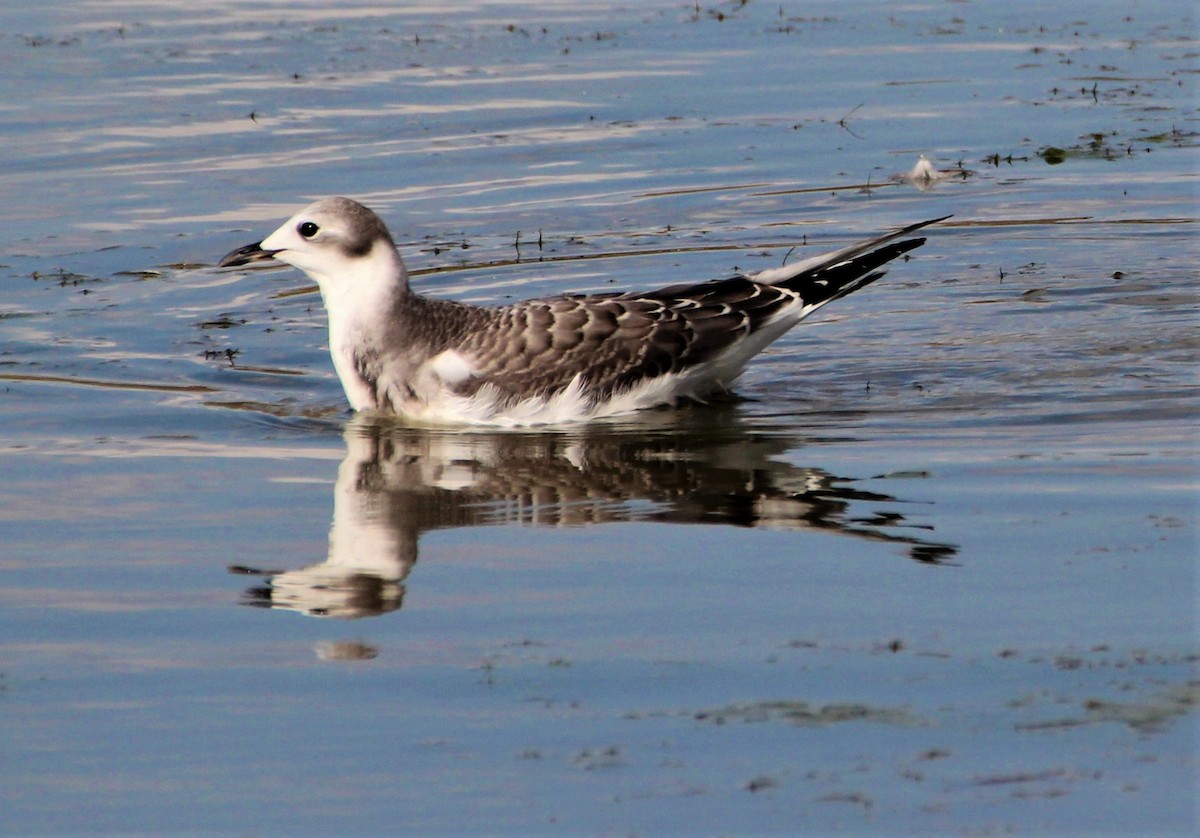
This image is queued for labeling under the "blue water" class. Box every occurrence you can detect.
[1,1,1197,833]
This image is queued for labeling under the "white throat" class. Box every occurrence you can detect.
[310,242,407,321]
[296,243,408,412]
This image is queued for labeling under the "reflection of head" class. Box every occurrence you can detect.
[241,570,404,619]
[232,414,958,619]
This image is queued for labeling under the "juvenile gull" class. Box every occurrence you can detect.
[219,198,946,426]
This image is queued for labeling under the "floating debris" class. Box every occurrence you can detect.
[692,700,917,727]
[893,155,973,191]
[315,641,379,661]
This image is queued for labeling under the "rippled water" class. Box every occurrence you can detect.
[2,1,1197,833]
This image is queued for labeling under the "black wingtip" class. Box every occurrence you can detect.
[897,215,952,237]
[783,231,932,306]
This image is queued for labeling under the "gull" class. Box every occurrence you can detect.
[219,198,945,426]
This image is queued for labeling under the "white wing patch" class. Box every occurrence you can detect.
[428,349,476,385]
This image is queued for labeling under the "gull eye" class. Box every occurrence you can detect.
[298,221,320,239]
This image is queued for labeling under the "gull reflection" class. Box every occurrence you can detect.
[231,413,958,619]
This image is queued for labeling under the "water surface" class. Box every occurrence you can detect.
[1,1,1197,833]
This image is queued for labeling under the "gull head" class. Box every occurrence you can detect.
[219,197,405,293]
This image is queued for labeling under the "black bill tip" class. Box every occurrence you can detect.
[218,241,280,268]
